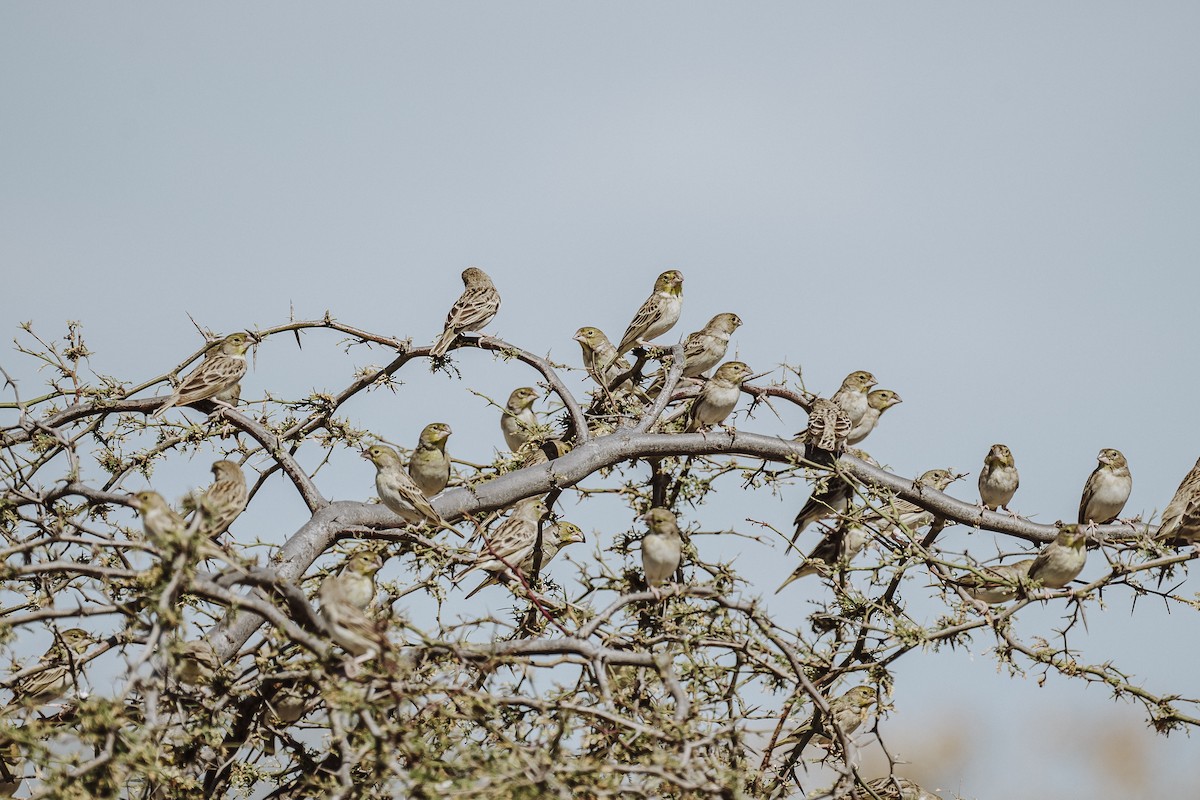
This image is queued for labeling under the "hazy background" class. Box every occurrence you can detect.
[3,4,1199,797]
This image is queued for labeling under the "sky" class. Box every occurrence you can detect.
[2,4,1200,797]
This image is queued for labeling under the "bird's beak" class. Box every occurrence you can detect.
[891,394,903,404]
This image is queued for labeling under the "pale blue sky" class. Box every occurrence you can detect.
[3,4,1199,796]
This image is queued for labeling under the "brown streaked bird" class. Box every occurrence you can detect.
[685,361,752,432]
[409,423,453,498]
[799,398,853,458]
[464,517,583,598]
[776,520,869,592]
[846,389,902,445]
[777,685,878,748]
[154,332,253,417]
[500,387,540,452]
[955,558,1035,604]
[574,326,633,392]
[187,459,249,540]
[830,370,878,427]
[867,468,960,538]
[458,498,549,583]
[1158,455,1200,543]
[318,551,386,657]
[978,444,1019,512]
[4,628,95,710]
[648,312,742,396]
[430,267,501,357]
[1078,448,1132,526]
[616,270,684,357]
[362,444,459,536]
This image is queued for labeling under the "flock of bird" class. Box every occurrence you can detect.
[6,266,1200,799]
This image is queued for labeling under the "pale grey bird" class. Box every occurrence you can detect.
[1028,526,1087,589]
[500,387,540,452]
[616,270,684,357]
[978,444,1019,512]
[685,361,752,431]
[956,558,1036,604]
[1077,448,1132,526]
[846,389,902,446]
[409,422,453,498]
[830,370,877,427]
[641,508,684,598]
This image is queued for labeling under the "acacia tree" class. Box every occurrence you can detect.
[0,292,1195,799]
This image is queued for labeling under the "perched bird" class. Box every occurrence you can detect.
[0,738,20,797]
[500,387,540,451]
[4,628,95,710]
[409,423,453,498]
[154,332,253,417]
[186,460,249,540]
[464,518,584,598]
[776,521,870,592]
[574,326,633,391]
[955,558,1036,604]
[800,398,853,459]
[978,444,1019,512]
[791,475,853,547]
[458,498,549,590]
[685,361,752,432]
[868,468,959,537]
[846,389,902,446]
[262,680,315,756]
[430,267,501,357]
[830,370,878,427]
[518,438,572,469]
[174,639,221,686]
[1158,455,1200,543]
[362,444,456,534]
[616,270,685,357]
[863,776,944,800]
[641,508,684,597]
[130,490,189,550]
[319,551,385,657]
[1078,448,1132,526]
[647,312,742,395]
[779,685,878,748]
[1028,525,1088,589]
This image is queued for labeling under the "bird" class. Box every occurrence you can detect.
[430,267,501,357]
[868,468,959,538]
[830,370,878,427]
[362,444,459,535]
[0,738,20,797]
[154,332,253,417]
[518,438,572,469]
[500,387,540,452]
[846,389,902,446]
[457,497,548,581]
[863,776,944,800]
[800,398,853,459]
[184,459,249,540]
[789,450,880,549]
[978,444,1019,512]
[955,558,1036,604]
[1028,525,1088,589]
[409,423,453,498]
[130,490,191,551]
[574,326,633,392]
[647,312,742,396]
[4,628,95,710]
[1078,448,1132,526]
[174,639,221,686]
[641,508,684,598]
[318,550,385,657]
[1158,455,1200,543]
[778,685,878,748]
[615,270,684,357]
[464,518,584,598]
[685,361,752,432]
[776,521,870,592]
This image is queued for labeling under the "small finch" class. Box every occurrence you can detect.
[518,438,572,468]
[685,361,752,432]
[174,639,221,687]
[616,270,685,357]
[778,685,878,748]
[186,460,249,540]
[409,423,453,498]
[978,444,1019,512]
[458,497,549,582]
[4,628,95,710]
[500,387,540,452]
[800,398,853,458]
[1158,455,1200,543]
[648,312,742,395]
[154,332,253,417]
[863,776,944,800]
[846,389,902,446]
[869,468,959,537]
[776,521,870,592]
[430,267,501,357]
[955,558,1035,604]
[319,550,385,657]
[641,507,684,597]
[574,326,633,391]
[830,370,878,427]
[464,517,584,598]
[1028,525,1087,589]
[130,490,189,550]
[362,444,458,535]
[1078,448,1132,525]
